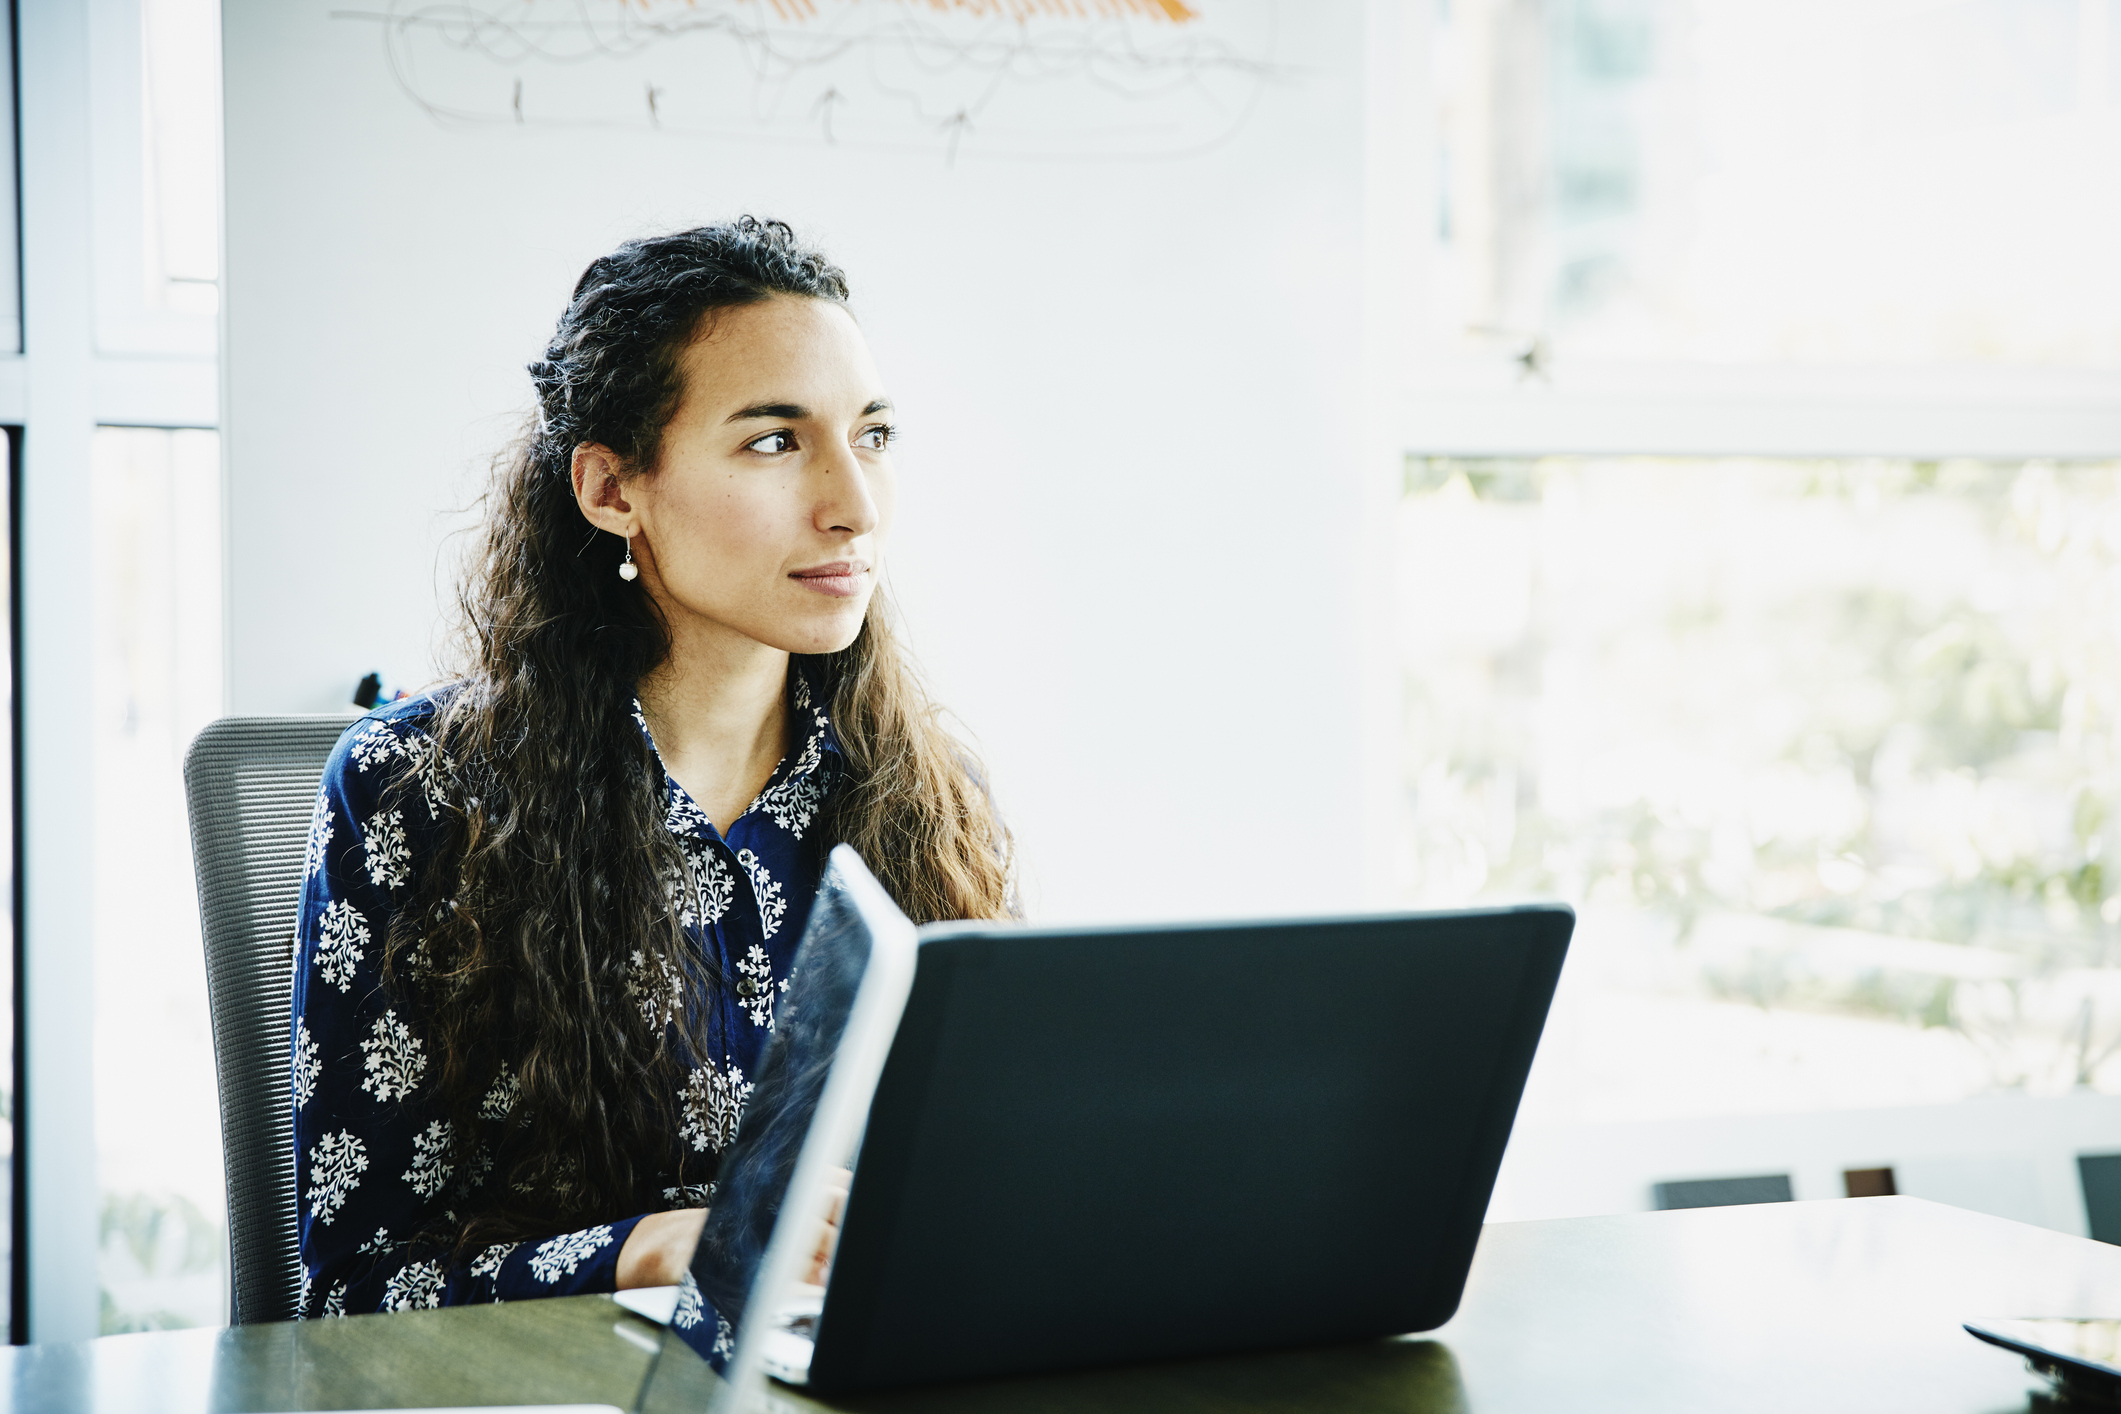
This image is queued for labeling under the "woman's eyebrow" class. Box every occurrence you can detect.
[726,402,807,423]
[723,398,893,423]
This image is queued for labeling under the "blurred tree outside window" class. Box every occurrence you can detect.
[1400,456,2121,1123]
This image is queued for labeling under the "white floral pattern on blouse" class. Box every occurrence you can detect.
[290,670,842,1314]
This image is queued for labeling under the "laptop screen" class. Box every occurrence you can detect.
[634,845,917,1414]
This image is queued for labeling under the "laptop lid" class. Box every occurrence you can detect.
[632,844,918,1414]
[802,904,1572,1392]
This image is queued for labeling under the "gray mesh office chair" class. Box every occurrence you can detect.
[184,716,351,1325]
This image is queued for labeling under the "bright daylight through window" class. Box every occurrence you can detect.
[1408,0,2121,1203]
[91,427,224,1331]
[1399,457,2121,1123]
[1428,0,2121,372]
[138,0,217,316]
[87,0,226,1334]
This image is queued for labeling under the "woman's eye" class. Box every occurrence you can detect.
[746,430,796,454]
[855,425,894,452]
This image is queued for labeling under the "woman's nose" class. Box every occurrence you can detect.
[815,443,880,536]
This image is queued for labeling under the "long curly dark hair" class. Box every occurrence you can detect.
[382,218,1013,1253]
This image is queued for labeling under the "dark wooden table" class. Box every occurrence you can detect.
[6,1198,2107,1412]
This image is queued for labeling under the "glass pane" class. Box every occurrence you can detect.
[89,427,225,1331]
[140,0,220,316]
[1399,456,2121,1122]
[1430,0,2121,370]
[0,17,18,353]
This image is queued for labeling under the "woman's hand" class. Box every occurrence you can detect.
[616,1166,851,1293]
[617,1208,710,1289]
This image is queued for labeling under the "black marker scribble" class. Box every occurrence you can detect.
[328,0,1294,162]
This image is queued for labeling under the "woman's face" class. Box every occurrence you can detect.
[597,294,897,658]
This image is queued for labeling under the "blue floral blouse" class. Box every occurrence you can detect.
[290,671,843,1317]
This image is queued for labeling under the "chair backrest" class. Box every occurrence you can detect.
[184,715,350,1325]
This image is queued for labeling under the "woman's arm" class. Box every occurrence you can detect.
[292,714,460,1311]
[617,1209,710,1288]
[292,713,655,1311]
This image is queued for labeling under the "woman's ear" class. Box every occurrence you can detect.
[571,443,638,537]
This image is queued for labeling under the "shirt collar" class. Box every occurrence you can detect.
[630,660,844,800]
[788,657,846,782]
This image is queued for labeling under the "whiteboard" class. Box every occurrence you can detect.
[223,0,1388,921]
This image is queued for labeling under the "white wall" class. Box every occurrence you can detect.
[222,0,1400,923]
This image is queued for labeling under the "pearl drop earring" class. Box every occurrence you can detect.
[618,539,639,582]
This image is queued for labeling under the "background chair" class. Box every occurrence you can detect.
[184,716,351,1325]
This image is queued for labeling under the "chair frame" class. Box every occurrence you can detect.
[184,715,351,1325]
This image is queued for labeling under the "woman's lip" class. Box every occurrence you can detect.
[790,563,869,598]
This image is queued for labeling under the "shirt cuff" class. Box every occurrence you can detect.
[477,1214,646,1302]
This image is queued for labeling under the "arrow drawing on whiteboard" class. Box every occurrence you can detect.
[811,85,845,143]
[329,0,1292,162]
[937,107,974,165]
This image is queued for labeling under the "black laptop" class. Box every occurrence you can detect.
[650,854,1572,1405]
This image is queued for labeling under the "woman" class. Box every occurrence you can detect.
[291,218,1012,1316]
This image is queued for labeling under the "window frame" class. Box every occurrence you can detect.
[86,0,217,361]
[14,0,222,1345]
[1398,3,2121,465]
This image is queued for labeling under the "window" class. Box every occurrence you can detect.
[1429,0,2121,374]
[73,0,229,1333]
[0,18,19,356]
[1400,454,2121,1124]
[89,427,224,1331]
[139,0,221,320]
[91,0,220,356]
[1407,4,2121,1214]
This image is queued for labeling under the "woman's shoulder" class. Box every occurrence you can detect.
[323,686,461,802]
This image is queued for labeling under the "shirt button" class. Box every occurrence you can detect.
[737,977,760,998]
